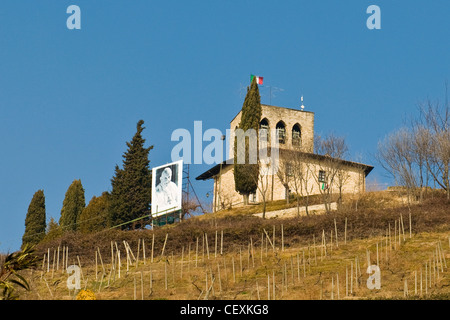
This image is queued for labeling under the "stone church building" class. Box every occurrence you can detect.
[196,103,373,212]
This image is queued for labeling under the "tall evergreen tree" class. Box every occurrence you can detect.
[59,179,85,231]
[78,192,111,233]
[22,190,46,248]
[110,120,153,230]
[234,77,262,204]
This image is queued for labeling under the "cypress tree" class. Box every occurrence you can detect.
[110,120,153,230]
[42,218,63,243]
[78,192,111,233]
[59,179,86,231]
[234,77,262,204]
[22,190,46,248]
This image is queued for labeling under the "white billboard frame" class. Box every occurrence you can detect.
[151,160,183,218]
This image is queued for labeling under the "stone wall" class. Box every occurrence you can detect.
[212,157,366,211]
[228,104,315,157]
[209,103,368,212]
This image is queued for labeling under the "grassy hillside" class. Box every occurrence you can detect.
[14,190,450,300]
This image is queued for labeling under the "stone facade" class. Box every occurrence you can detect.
[211,154,369,211]
[228,104,315,157]
[197,103,373,212]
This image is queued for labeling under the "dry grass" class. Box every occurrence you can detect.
[18,229,450,300]
[15,190,450,300]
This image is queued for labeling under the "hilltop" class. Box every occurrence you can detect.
[13,190,450,300]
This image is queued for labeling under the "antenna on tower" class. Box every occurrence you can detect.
[182,163,205,220]
[300,95,305,111]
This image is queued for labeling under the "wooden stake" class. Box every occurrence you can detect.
[366,249,370,268]
[415,270,417,296]
[331,276,334,300]
[181,246,184,279]
[95,251,98,280]
[394,220,397,250]
[420,267,423,296]
[400,214,405,241]
[256,281,260,300]
[250,237,255,268]
[303,249,306,277]
[117,250,121,279]
[330,230,333,251]
[52,249,56,278]
[188,243,191,273]
[273,225,276,252]
[140,271,144,300]
[334,219,338,247]
[62,246,66,272]
[232,256,236,283]
[261,233,264,264]
[385,229,389,261]
[134,275,137,300]
[223,256,228,283]
[136,239,141,266]
[110,241,114,269]
[344,217,347,244]
[149,267,153,293]
[409,211,412,238]
[388,223,392,252]
[404,279,408,297]
[56,246,60,271]
[263,228,275,250]
[337,273,340,300]
[161,233,168,260]
[47,248,50,273]
[205,233,210,260]
[239,248,243,277]
[220,230,223,255]
[440,241,447,269]
[196,237,199,267]
[346,266,348,297]
[151,233,155,263]
[77,255,85,283]
[313,236,317,265]
[350,261,353,294]
[165,261,168,290]
[142,238,146,265]
[217,262,222,293]
[215,230,218,258]
[98,247,105,275]
[376,243,379,266]
[272,271,276,300]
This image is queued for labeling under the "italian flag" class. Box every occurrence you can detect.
[250,74,263,85]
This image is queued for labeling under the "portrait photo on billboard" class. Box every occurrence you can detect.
[151,160,183,217]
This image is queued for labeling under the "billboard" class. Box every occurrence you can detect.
[151,160,183,217]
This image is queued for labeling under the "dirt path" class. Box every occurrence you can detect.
[253,202,337,218]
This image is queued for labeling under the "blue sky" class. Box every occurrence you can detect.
[1,0,449,253]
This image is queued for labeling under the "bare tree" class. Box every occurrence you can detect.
[277,148,314,217]
[415,92,450,199]
[376,127,419,205]
[378,84,450,202]
[313,133,349,213]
